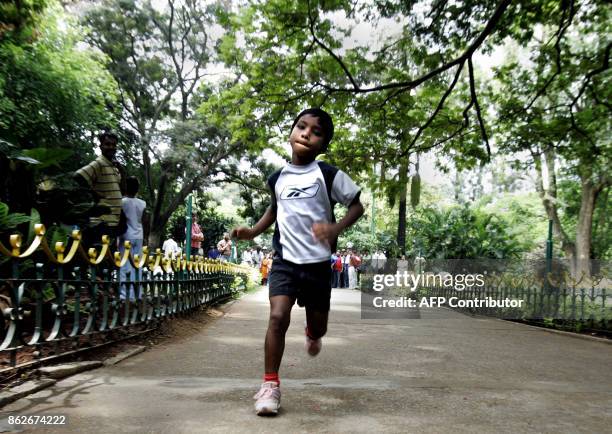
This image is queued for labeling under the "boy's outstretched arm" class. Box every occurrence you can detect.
[231,206,277,240]
[312,199,364,245]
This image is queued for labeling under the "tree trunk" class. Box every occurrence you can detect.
[469,166,484,202]
[533,148,602,280]
[396,161,408,255]
[148,227,163,252]
[573,175,598,279]
[593,187,608,239]
[454,170,462,203]
[148,169,169,248]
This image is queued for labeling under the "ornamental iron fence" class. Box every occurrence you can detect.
[357,258,611,334]
[0,224,250,371]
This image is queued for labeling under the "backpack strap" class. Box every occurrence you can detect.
[267,169,283,257]
[317,161,339,252]
[317,161,338,217]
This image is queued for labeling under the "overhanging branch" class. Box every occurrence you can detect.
[468,57,491,158]
[308,0,512,95]
[400,61,466,158]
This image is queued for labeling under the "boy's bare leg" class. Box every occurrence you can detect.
[305,307,328,339]
[265,295,295,373]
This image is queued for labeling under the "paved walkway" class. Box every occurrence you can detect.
[1,287,611,433]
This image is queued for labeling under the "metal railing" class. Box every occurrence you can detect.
[357,258,611,334]
[0,224,251,370]
[418,275,610,333]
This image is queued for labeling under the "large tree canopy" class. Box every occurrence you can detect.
[83,0,269,246]
[0,0,608,271]
[215,0,587,155]
[491,1,610,276]
[213,0,609,271]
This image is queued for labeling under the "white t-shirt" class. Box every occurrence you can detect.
[162,238,180,257]
[379,253,387,270]
[268,160,360,264]
[121,197,146,240]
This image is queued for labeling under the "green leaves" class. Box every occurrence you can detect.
[0,0,49,43]
[0,201,31,232]
[408,206,523,259]
[0,5,118,161]
[21,147,72,169]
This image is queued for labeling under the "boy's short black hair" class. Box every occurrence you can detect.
[98,131,118,143]
[126,176,139,195]
[291,108,334,151]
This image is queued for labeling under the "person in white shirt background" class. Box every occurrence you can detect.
[378,250,387,273]
[253,246,264,268]
[118,176,148,300]
[397,254,409,274]
[242,247,253,266]
[372,251,380,272]
[342,251,351,288]
[348,250,360,289]
[162,235,180,258]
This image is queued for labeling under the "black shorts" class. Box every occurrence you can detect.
[269,256,332,311]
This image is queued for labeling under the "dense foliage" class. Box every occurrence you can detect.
[406,206,522,259]
[0,0,608,269]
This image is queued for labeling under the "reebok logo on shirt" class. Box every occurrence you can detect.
[280,183,320,200]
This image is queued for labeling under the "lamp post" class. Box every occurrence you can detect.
[371,189,376,238]
[545,219,553,290]
[371,163,381,238]
[185,194,192,260]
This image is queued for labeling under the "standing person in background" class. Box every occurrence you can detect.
[346,250,355,289]
[397,255,409,274]
[254,246,264,268]
[207,245,220,259]
[355,250,364,285]
[348,250,361,289]
[330,252,338,287]
[242,247,253,266]
[379,250,387,273]
[333,252,343,288]
[118,176,148,301]
[74,131,125,247]
[337,250,345,288]
[342,250,350,288]
[162,235,180,258]
[217,233,232,262]
[372,251,381,272]
[191,215,204,256]
[260,253,272,286]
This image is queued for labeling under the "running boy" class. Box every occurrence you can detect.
[231,108,364,416]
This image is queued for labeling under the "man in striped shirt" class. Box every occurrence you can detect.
[75,132,124,244]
